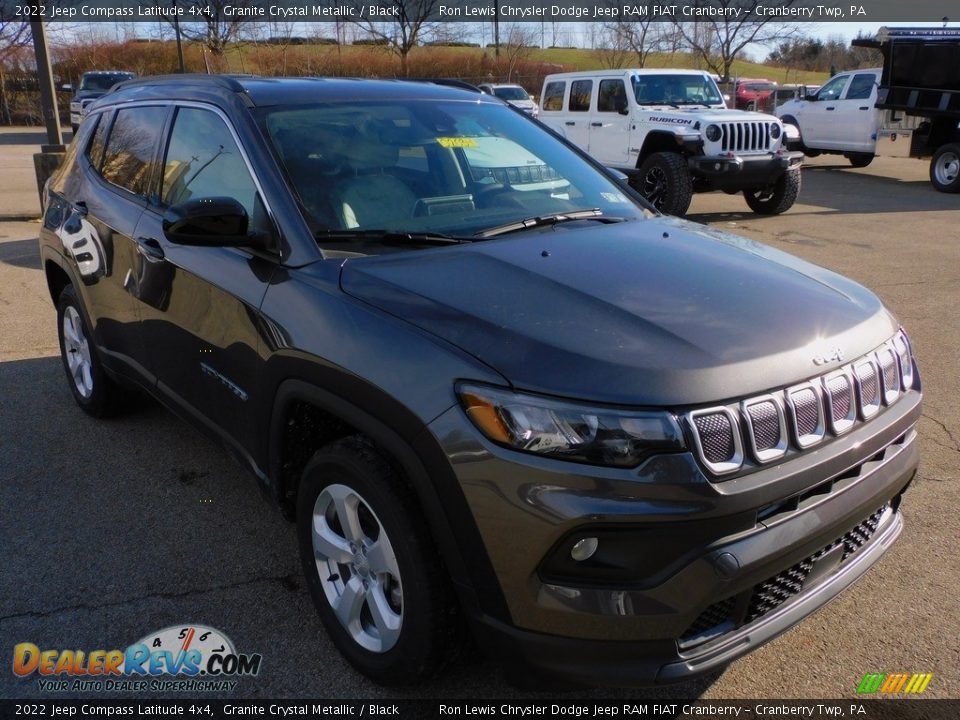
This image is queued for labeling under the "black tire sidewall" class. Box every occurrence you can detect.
[296,441,453,684]
[930,144,960,193]
[635,152,693,216]
[743,168,801,215]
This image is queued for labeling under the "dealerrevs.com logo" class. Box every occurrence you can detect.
[856,673,933,695]
[12,625,262,692]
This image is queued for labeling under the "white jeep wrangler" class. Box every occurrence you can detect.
[539,69,804,216]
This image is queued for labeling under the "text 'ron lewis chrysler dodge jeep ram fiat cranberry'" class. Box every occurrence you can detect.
[39,74,920,687]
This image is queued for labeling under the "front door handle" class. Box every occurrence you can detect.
[590,122,603,127]
[135,237,165,262]
[565,121,575,126]
[825,106,836,111]
[859,106,870,110]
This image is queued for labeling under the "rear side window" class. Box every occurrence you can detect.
[846,73,876,101]
[100,106,167,198]
[162,107,259,221]
[542,82,565,112]
[597,80,627,113]
[85,113,109,170]
[569,80,592,112]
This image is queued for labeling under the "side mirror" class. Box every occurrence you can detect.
[62,83,72,92]
[805,93,818,101]
[616,98,629,115]
[162,197,251,247]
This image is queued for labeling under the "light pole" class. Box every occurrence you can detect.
[30,18,63,150]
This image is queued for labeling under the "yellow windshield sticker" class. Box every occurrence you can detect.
[436,137,478,148]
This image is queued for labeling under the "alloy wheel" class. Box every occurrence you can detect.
[62,306,93,398]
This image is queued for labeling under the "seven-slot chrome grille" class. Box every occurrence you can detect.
[687,331,914,477]
[719,121,774,153]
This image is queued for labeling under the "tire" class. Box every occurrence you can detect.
[845,153,874,168]
[743,168,801,215]
[56,284,128,417]
[297,435,462,685]
[929,143,960,193]
[632,152,693,216]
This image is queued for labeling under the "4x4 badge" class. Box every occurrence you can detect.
[812,347,845,365]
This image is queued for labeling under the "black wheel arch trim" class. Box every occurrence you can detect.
[266,374,512,625]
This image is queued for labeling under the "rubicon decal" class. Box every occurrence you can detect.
[13,625,261,692]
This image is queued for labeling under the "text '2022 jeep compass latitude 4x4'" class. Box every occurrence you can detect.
[39,74,920,687]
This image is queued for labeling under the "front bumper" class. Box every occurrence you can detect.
[690,151,803,191]
[430,386,920,686]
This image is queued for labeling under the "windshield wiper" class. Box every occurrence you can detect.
[474,209,627,238]
[637,101,680,109]
[315,229,471,246]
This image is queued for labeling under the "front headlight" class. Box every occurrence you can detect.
[457,383,685,467]
[705,124,722,142]
[770,123,782,140]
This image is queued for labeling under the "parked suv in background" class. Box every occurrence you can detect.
[65,70,135,133]
[539,69,803,216]
[40,74,920,687]
[478,82,539,117]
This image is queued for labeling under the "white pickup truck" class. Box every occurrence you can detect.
[777,27,960,193]
[775,69,882,168]
[539,69,803,216]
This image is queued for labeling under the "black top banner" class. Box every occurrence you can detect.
[1,0,959,23]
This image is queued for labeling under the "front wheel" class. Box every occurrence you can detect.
[929,144,960,193]
[632,152,693,216]
[297,436,462,685]
[845,153,874,168]
[743,168,801,215]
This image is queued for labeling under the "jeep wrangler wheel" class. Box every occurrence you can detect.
[297,435,462,685]
[743,168,801,215]
[633,152,693,216]
[930,144,960,193]
[845,153,874,168]
[56,285,129,417]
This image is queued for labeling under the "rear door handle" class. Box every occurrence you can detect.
[135,237,165,262]
[825,106,836,111]
[859,106,870,110]
[565,121,575,126]
[590,122,603,127]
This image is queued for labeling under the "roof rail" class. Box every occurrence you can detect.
[405,78,483,93]
[111,74,259,94]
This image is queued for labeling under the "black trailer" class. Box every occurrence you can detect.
[854,27,960,192]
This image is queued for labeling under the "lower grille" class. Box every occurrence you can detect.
[680,597,735,642]
[745,504,888,622]
[681,504,890,645]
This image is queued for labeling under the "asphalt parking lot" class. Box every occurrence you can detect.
[1,144,958,701]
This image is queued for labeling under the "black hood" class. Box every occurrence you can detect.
[339,218,898,406]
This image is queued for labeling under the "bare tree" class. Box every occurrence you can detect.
[501,24,537,81]
[674,1,803,81]
[598,18,668,69]
[163,0,254,59]
[351,0,439,76]
[0,21,32,125]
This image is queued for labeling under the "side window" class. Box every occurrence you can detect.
[846,74,877,101]
[542,82,565,112]
[569,80,592,112]
[100,106,167,198]
[162,107,258,220]
[597,80,627,113]
[816,75,849,102]
[85,113,109,170]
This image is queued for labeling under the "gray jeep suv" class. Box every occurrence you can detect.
[38,74,920,687]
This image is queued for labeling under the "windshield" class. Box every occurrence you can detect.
[260,100,650,247]
[631,74,723,106]
[79,73,132,91]
[493,86,530,101]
